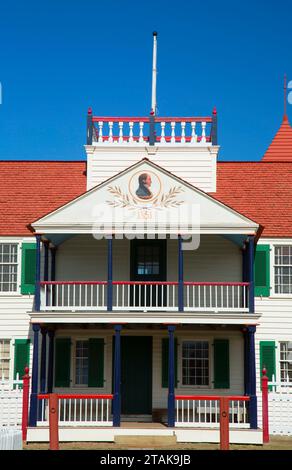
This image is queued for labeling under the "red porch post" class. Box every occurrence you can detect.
[219,397,230,450]
[49,393,59,450]
[22,367,30,442]
[262,368,270,443]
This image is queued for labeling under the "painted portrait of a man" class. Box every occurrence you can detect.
[135,173,153,200]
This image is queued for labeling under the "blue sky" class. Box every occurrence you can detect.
[0,0,291,161]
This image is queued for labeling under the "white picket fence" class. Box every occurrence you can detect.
[0,428,22,450]
[0,374,23,428]
[268,376,292,435]
[0,374,23,449]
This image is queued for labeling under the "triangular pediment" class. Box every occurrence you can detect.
[32,159,259,235]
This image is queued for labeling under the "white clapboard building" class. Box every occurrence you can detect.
[0,36,292,444]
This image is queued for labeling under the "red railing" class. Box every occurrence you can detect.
[175,395,251,450]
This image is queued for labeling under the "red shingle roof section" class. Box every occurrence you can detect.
[0,161,86,236]
[262,115,292,161]
[214,161,292,237]
[1,159,292,238]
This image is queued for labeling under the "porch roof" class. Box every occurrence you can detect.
[29,310,261,326]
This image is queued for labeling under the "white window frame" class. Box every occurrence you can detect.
[69,336,106,390]
[273,244,292,296]
[74,338,90,387]
[0,239,21,296]
[278,341,292,383]
[0,338,12,381]
[258,240,292,298]
[179,338,211,389]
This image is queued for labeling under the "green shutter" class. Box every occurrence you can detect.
[88,338,104,387]
[14,339,30,383]
[21,243,36,295]
[54,338,71,387]
[162,338,178,388]
[260,341,276,388]
[214,339,230,389]
[254,244,270,297]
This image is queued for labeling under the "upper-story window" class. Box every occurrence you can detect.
[0,244,18,293]
[274,246,292,294]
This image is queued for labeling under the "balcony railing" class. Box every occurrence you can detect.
[39,281,250,313]
[86,109,218,146]
[38,394,113,427]
[175,395,250,428]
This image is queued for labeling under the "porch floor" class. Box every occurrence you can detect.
[27,423,263,445]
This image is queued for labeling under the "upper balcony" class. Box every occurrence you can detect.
[29,235,260,326]
[86,109,218,147]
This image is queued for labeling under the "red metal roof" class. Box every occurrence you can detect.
[1,159,292,238]
[262,115,292,162]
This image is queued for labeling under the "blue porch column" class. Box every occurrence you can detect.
[178,236,184,312]
[242,328,250,396]
[113,324,122,426]
[50,246,56,281]
[167,325,176,427]
[246,325,258,429]
[107,237,113,312]
[40,328,47,393]
[44,242,49,281]
[29,323,41,427]
[50,246,57,307]
[35,235,41,312]
[248,236,255,313]
[47,329,55,393]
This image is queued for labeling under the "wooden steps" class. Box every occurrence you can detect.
[114,434,177,446]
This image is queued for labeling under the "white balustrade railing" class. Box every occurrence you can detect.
[175,396,250,428]
[112,281,178,311]
[40,282,107,311]
[184,282,249,312]
[38,394,113,427]
[91,117,212,145]
[39,281,250,312]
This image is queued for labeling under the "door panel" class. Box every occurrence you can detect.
[120,336,152,414]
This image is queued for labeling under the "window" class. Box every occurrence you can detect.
[0,244,18,292]
[182,341,209,386]
[275,246,292,294]
[0,339,11,380]
[280,342,292,382]
[75,340,89,385]
[136,245,160,275]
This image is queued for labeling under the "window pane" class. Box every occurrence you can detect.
[0,339,10,380]
[182,341,209,386]
[0,244,18,292]
[75,340,89,385]
[280,341,292,382]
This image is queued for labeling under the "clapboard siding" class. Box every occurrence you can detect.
[86,149,217,192]
[56,235,241,282]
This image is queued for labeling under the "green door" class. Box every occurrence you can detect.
[120,336,153,415]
